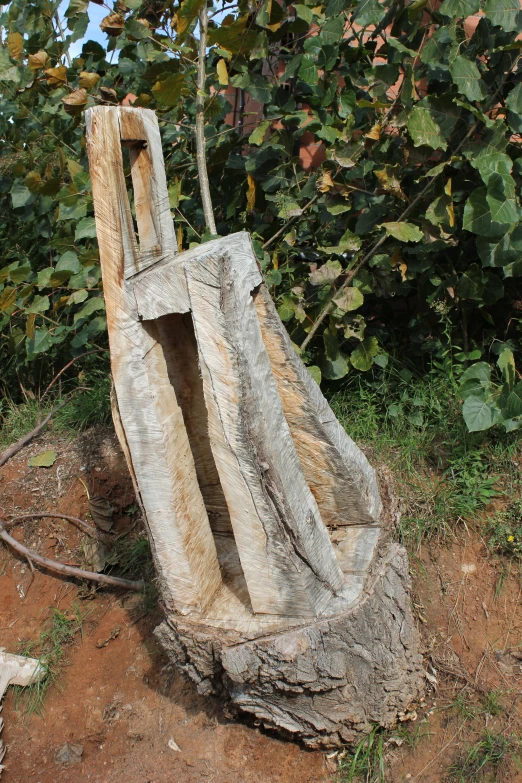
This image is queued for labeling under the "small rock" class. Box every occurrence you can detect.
[168,737,181,752]
[54,742,83,767]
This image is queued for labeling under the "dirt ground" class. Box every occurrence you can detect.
[1,427,522,782]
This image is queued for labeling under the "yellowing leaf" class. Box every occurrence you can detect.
[216,58,229,86]
[333,286,364,312]
[44,65,67,86]
[152,73,185,106]
[26,312,35,339]
[61,88,88,116]
[79,71,100,89]
[318,171,334,192]
[246,173,256,211]
[177,224,183,250]
[28,450,57,468]
[28,50,49,70]
[7,32,23,60]
[0,286,17,312]
[365,122,381,141]
[100,13,124,36]
[374,165,407,201]
[249,119,270,146]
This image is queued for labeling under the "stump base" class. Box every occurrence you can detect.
[155,542,424,748]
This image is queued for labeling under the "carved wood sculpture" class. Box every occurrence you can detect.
[86,106,424,748]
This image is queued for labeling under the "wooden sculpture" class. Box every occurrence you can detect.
[86,106,424,748]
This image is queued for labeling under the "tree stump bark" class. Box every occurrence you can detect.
[86,106,425,748]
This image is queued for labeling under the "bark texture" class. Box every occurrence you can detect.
[155,542,424,748]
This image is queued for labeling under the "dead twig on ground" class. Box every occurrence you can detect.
[0,520,144,591]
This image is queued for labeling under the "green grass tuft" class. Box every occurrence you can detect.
[14,602,91,716]
[448,731,522,782]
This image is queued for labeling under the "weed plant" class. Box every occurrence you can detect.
[15,602,90,716]
[448,731,522,782]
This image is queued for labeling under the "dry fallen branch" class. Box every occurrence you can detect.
[4,512,104,540]
[0,519,144,591]
[0,387,89,469]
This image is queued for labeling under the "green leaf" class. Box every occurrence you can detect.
[350,336,379,371]
[56,251,81,274]
[27,295,50,314]
[74,296,105,323]
[506,83,522,115]
[9,264,30,284]
[249,120,271,146]
[333,287,364,312]
[379,222,423,242]
[484,0,521,32]
[208,16,258,53]
[11,183,35,209]
[498,347,515,388]
[322,330,349,379]
[152,73,186,106]
[57,200,87,222]
[298,54,319,86]
[27,328,52,355]
[456,263,484,299]
[486,173,518,225]
[293,3,314,22]
[230,72,272,103]
[449,56,488,102]
[462,396,500,432]
[353,0,385,26]
[477,226,522,267]
[463,187,510,236]
[506,381,522,418]
[75,216,97,240]
[309,259,342,285]
[319,228,362,254]
[28,450,57,468]
[307,365,322,385]
[439,0,480,15]
[407,106,448,150]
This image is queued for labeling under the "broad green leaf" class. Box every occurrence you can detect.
[11,183,35,209]
[354,0,385,26]
[483,0,521,32]
[319,229,362,254]
[320,16,345,45]
[75,216,97,240]
[176,0,205,35]
[407,106,447,150]
[230,72,271,103]
[477,226,522,267]
[249,120,271,146]
[322,330,349,380]
[307,365,322,385]
[208,17,258,54]
[379,222,423,242]
[74,297,105,323]
[498,347,516,388]
[27,295,50,314]
[449,56,488,102]
[506,381,522,418]
[56,251,81,274]
[9,264,30,284]
[440,0,480,15]
[462,396,500,432]
[67,289,88,305]
[350,336,379,371]
[486,174,518,225]
[506,83,522,115]
[333,287,364,312]
[152,74,185,106]
[57,200,87,222]
[456,263,484,299]
[310,259,342,285]
[28,450,57,467]
[27,328,52,355]
[293,4,314,22]
[463,187,510,236]
[298,54,319,86]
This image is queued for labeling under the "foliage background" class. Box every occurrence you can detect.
[1,0,522,430]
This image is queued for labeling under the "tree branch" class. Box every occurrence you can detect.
[196,4,217,235]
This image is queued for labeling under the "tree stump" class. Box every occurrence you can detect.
[86,106,425,748]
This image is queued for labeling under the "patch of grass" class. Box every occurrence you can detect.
[54,370,111,430]
[106,534,158,616]
[447,731,522,782]
[0,397,45,449]
[337,726,386,783]
[330,366,518,550]
[487,500,522,560]
[14,602,91,716]
[446,691,477,722]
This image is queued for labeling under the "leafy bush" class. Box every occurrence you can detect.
[458,347,522,432]
[1,0,522,411]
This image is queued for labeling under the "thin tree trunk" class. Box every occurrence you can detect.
[196,4,217,235]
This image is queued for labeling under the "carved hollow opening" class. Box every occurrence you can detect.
[121,140,160,255]
[144,312,252,614]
